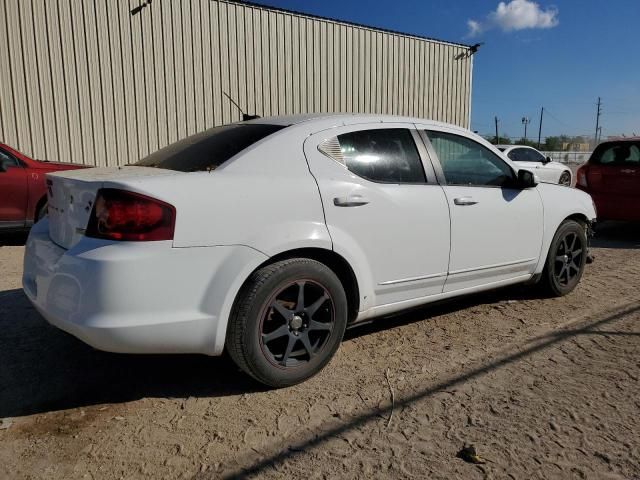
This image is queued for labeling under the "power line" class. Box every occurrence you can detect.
[595,97,602,144]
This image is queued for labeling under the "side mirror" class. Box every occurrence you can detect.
[544,156,552,164]
[517,169,538,188]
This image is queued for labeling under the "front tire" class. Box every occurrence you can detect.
[540,220,587,296]
[558,171,571,186]
[226,258,348,387]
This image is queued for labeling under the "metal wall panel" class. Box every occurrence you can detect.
[0,0,472,166]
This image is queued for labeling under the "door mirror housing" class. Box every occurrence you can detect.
[517,169,538,188]
[544,156,552,164]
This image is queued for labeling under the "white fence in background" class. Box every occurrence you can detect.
[541,151,592,165]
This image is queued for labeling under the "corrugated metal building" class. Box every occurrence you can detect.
[0,0,473,167]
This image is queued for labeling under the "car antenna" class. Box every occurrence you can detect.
[222,91,260,121]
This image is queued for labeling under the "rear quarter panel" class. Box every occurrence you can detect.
[100,131,333,255]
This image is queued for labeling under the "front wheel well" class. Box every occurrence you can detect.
[253,248,360,323]
[564,213,589,227]
[34,195,48,221]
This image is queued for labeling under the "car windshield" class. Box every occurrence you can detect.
[135,123,285,172]
[590,141,640,165]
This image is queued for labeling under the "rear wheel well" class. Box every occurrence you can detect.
[253,248,360,323]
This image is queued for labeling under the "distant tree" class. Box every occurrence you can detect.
[543,136,562,151]
[487,136,512,145]
[515,138,539,147]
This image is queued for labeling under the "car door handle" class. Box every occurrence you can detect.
[333,194,370,207]
[453,197,478,206]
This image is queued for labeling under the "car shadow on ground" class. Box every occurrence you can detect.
[0,288,265,418]
[592,221,640,249]
[0,232,28,247]
[0,283,549,419]
[1,224,634,418]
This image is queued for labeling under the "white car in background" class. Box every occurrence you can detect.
[497,145,573,186]
[23,114,596,387]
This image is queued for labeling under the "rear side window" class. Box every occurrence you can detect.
[591,142,640,165]
[325,128,426,184]
[136,123,285,172]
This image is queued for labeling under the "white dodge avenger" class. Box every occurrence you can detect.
[23,114,596,387]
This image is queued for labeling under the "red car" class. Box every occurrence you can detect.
[0,143,88,230]
[576,138,640,222]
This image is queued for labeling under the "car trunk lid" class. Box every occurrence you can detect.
[46,167,177,249]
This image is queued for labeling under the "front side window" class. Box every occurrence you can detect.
[426,131,515,187]
[332,128,426,184]
[509,148,544,163]
[527,149,547,163]
[0,149,19,171]
[136,123,285,172]
[591,142,640,165]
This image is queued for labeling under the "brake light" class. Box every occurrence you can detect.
[86,188,175,241]
[576,166,588,188]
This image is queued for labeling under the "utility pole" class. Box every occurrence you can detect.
[495,116,499,143]
[594,97,602,146]
[522,117,530,142]
[537,106,544,149]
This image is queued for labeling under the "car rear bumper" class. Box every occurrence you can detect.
[586,192,640,221]
[22,219,268,355]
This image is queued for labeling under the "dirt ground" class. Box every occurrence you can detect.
[1,222,639,480]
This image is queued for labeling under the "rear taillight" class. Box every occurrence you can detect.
[86,188,175,241]
[576,166,588,188]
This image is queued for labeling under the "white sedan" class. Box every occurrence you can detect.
[497,145,573,186]
[23,114,596,387]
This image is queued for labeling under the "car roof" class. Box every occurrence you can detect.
[598,137,640,145]
[246,113,469,133]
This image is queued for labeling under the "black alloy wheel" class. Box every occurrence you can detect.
[541,219,588,296]
[227,258,348,387]
[259,279,335,367]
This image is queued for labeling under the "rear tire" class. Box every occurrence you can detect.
[226,258,348,388]
[540,220,587,296]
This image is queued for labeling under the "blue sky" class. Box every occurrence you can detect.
[250,0,640,141]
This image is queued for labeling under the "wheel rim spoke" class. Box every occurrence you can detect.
[296,281,306,311]
[558,265,566,283]
[272,300,293,321]
[306,293,328,318]
[299,332,315,359]
[555,255,566,262]
[281,335,298,366]
[262,324,290,343]
[308,319,332,332]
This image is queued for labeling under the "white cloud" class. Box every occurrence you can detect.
[467,0,559,37]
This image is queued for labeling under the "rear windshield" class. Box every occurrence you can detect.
[135,123,285,171]
[590,141,640,165]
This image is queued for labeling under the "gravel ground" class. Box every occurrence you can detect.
[0,222,639,480]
